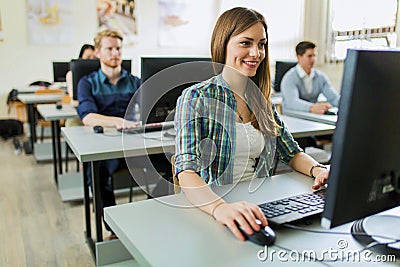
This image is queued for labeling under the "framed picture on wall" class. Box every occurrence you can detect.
[157,0,216,48]
[97,0,139,46]
[26,0,73,45]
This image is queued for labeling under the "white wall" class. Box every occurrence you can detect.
[0,0,97,117]
[126,0,218,73]
[219,0,305,61]
[0,0,337,118]
[0,0,218,118]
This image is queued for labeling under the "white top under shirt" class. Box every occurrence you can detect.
[296,64,315,94]
[232,122,265,183]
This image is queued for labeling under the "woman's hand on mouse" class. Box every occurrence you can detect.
[312,168,329,190]
[212,201,268,241]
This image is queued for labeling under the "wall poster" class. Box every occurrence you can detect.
[26,0,73,44]
[97,0,139,46]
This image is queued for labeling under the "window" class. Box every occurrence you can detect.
[328,0,398,61]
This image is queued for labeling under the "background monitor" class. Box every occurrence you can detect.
[52,62,70,82]
[322,49,400,256]
[70,59,131,100]
[273,60,297,92]
[139,57,213,124]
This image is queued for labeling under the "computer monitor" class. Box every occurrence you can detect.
[273,60,297,92]
[70,59,131,100]
[52,62,70,82]
[139,57,213,124]
[321,49,400,256]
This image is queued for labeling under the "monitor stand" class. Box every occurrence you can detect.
[351,214,400,258]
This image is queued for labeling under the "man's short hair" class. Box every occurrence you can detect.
[94,29,123,49]
[295,41,316,56]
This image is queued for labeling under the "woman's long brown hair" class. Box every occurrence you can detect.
[210,7,278,136]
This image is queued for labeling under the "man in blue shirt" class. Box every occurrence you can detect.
[77,29,140,237]
[281,41,340,114]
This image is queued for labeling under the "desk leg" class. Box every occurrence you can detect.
[83,163,95,257]
[50,121,58,184]
[92,161,103,243]
[56,120,62,175]
[26,103,36,152]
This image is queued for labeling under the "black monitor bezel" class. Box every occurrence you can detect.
[139,57,212,124]
[52,61,70,83]
[322,49,400,229]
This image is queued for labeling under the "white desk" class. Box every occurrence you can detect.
[62,116,334,259]
[14,85,42,93]
[62,126,175,256]
[37,104,78,192]
[271,95,283,113]
[280,115,335,138]
[37,103,78,121]
[14,84,66,93]
[18,93,64,156]
[284,109,337,126]
[105,172,399,267]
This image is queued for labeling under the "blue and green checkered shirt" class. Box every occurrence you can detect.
[174,74,302,186]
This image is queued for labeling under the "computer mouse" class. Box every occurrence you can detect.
[56,103,63,110]
[238,220,276,246]
[93,125,104,134]
[163,128,176,138]
[324,110,336,115]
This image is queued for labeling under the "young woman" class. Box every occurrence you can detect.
[174,7,329,241]
[65,44,96,107]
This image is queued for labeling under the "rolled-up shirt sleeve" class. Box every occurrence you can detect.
[174,88,205,177]
[76,77,98,120]
[273,108,303,164]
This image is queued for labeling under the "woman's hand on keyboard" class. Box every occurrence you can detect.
[212,201,268,241]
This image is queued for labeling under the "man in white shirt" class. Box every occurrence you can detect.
[281,41,340,114]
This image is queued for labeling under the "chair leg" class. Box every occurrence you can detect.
[65,142,69,172]
[40,126,44,143]
[129,187,133,202]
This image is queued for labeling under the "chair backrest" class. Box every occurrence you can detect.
[273,60,297,92]
[29,80,52,87]
[35,89,69,104]
[34,89,64,94]
[70,59,132,100]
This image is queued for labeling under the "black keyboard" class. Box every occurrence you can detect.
[118,122,174,134]
[258,188,326,227]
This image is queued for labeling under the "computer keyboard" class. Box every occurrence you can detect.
[118,122,174,134]
[258,188,326,227]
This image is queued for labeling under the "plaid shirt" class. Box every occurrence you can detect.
[174,74,302,186]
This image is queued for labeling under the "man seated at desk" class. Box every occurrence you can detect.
[281,41,340,114]
[76,29,140,239]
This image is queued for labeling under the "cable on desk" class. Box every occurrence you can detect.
[141,132,175,141]
[273,239,398,264]
[283,223,400,242]
[277,223,400,263]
